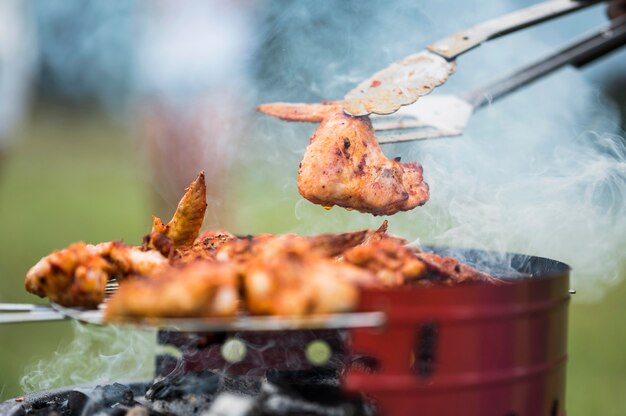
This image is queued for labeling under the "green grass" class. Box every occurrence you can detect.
[0,110,624,414]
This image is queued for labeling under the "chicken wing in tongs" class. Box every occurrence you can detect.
[258,102,429,215]
[344,1,626,143]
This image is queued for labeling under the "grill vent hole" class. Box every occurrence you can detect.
[414,322,438,377]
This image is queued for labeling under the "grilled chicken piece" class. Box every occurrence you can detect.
[244,235,375,315]
[258,102,429,215]
[307,222,389,257]
[343,237,427,286]
[174,230,237,263]
[414,251,502,285]
[25,242,167,307]
[147,172,207,255]
[105,260,240,320]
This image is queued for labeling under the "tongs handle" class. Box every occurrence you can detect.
[462,15,626,109]
[429,0,603,59]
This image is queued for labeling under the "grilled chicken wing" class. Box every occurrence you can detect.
[147,172,207,255]
[25,242,167,307]
[257,102,429,215]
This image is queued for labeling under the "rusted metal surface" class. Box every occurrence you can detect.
[343,51,456,116]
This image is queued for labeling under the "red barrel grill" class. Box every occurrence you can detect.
[346,249,570,416]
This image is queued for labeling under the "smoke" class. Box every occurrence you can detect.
[244,1,626,300]
[20,322,157,392]
[412,68,626,300]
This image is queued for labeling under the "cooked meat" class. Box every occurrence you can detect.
[244,235,375,315]
[307,221,389,257]
[25,242,111,308]
[174,230,237,263]
[25,242,167,308]
[105,260,240,320]
[414,251,501,285]
[25,171,500,319]
[214,234,277,264]
[146,171,207,255]
[343,237,427,286]
[257,102,429,215]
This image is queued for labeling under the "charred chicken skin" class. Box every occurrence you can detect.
[25,171,498,318]
[257,102,429,215]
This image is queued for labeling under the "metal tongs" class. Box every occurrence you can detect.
[343,0,626,143]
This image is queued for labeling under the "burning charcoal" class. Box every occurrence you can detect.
[147,370,221,401]
[221,376,262,396]
[101,383,135,407]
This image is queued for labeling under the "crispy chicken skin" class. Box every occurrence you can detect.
[105,261,239,320]
[343,237,428,287]
[257,102,429,215]
[25,242,167,307]
[414,251,502,285]
[147,171,207,254]
[244,235,375,315]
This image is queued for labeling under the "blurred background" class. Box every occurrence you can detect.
[0,0,625,413]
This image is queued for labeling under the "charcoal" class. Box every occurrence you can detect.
[67,390,89,416]
[67,384,138,416]
[101,383,135,407]
[23,395,67,416]
[248,383,371,416]
[219,375,261,396]
[266,369,340,387]
[147,371,221,401]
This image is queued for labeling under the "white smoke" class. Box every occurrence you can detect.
[20,322,157,392]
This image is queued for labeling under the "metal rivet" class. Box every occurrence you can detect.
[221,338,247,363]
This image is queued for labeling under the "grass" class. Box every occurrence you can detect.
[0,109,624,414]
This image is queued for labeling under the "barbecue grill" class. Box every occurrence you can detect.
[0,248,571,416]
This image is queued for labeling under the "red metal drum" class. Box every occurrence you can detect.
[345,249,570,416]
